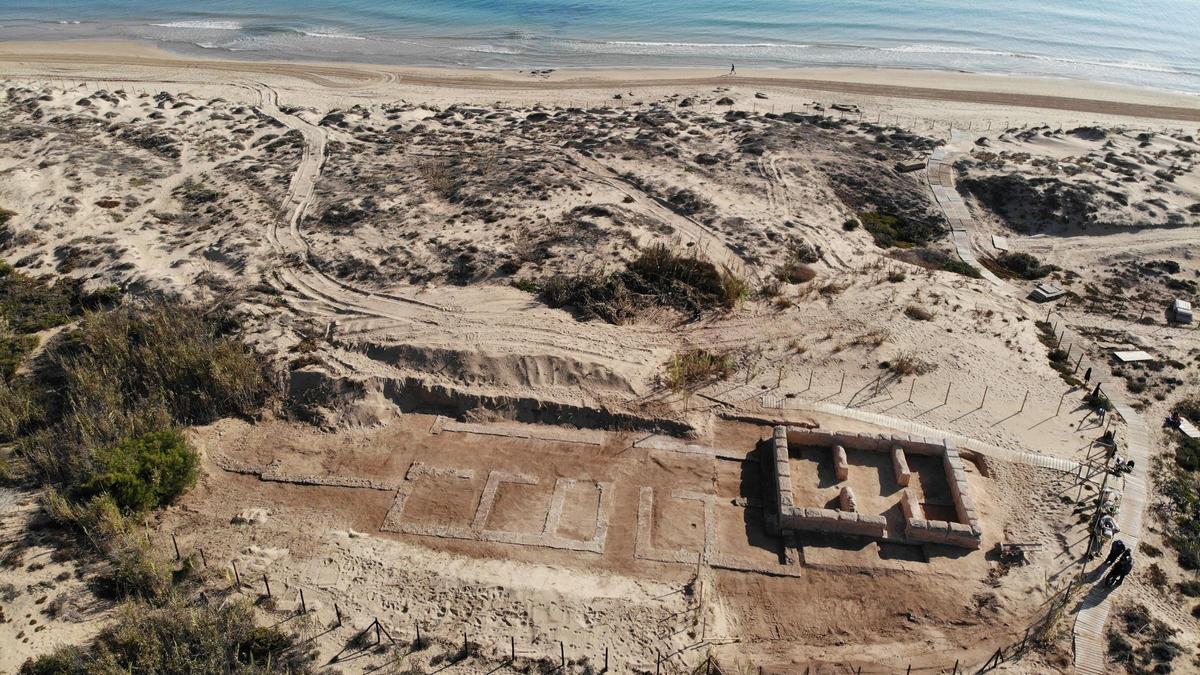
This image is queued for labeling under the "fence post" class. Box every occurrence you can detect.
[172,533,180,560]
[263,574,271,598]
[560,641,565,669]
[299,588,307,614]
[335,604,342,627]
[511,636,516,661]
[232,560,241,588]
[199,548,207,568]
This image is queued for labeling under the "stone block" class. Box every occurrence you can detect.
[833,445,849,481]
[788,428,832,447]
[839,486,858,512]
[776,457,791,477]
[856,514,888,537]
[900,489,924,521]
[833,432,859,449]
[947,522,982,549]
[892,446,911,487]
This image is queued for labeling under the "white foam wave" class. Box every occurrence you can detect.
[150,20,242,31]
[301,30,367,41]
[880,43,1183,75]
[457,45,523,55]
[603,41,806,49]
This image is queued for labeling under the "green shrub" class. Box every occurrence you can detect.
[541,244,748,323]
[996,251,1055,279]
[0,378,41,442]
[859,211,944,248]
[18,646,89,675]
[44,492,172,600]
[0,266,82,334]
[1175,397,1200,424]
[22,598,315,674]
[1178,437,1200,473]
[0,332,37,380]
[79,429,198,513]
[17,302,269,488]
[1177,580,1200,597]
[1161,467,1200,570]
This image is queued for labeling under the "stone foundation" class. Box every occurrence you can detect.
[770,426,982,549]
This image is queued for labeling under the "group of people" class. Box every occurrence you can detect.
[1092,515,1133,588]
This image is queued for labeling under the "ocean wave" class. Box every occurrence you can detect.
[879,43,1185,75]
[603,41,807,49]
[457,45,523,55]
[150,20,243,31]
[300,30,367,41]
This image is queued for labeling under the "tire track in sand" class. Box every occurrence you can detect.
[252,85,669,392]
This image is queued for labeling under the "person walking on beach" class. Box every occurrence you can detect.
[729,63,736,76]
[1104,550,1134,588]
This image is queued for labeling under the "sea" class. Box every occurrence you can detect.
[1,0,1198,94]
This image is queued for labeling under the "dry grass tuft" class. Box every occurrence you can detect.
[904,304,935,321]
[664,350,735,392]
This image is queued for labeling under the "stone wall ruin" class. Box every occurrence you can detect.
[768,426,982,549]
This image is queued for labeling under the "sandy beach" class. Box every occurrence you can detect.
[1,39,1199,126]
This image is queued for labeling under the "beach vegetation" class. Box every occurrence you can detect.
[77,429,198,513]
[541,244,749,323]
[995,251,1055,279]
[890,352,937,376]
[904,304,934,321]
[663,350,735,391]
[1106,604,1183,672]
[176,179,223,206]
[19,597,316,674]
[890,247,981,279]
[12,302,269,490]
[1033,320,1082,386]
[859,211,943,249]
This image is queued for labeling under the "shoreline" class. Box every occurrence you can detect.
[1,39,1199,122]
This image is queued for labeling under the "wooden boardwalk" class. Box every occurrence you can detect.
[926,141,1008,289]
[1071,400,1152,675]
